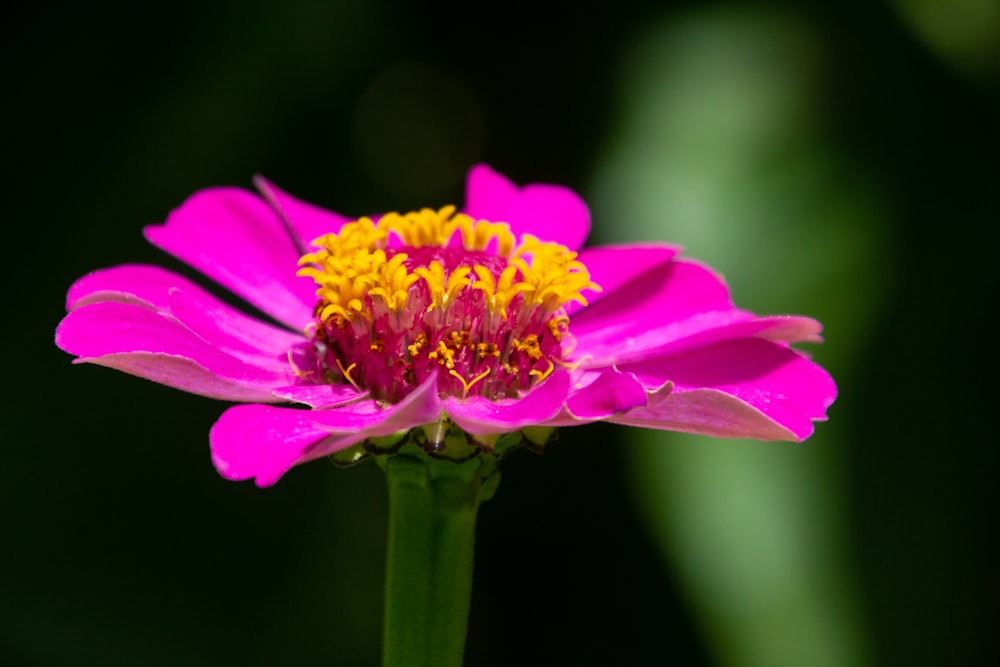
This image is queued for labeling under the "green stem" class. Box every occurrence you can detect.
[380,451,500,667]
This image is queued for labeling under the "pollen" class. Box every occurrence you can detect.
[547,315,570,342]
[428,341,457,370]
[512,335,544,361]
[407,334,429,357]
[477,342,500,359]
[296,203,599,403]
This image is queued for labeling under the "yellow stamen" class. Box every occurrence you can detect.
[449,331,471,348]
[287,350,314,379]
[369,252,420,311]
[553,354,588,372]
[453,216,516,256]
[529,358,555,383]
[512,235,601,310]
[513,335,543,360]
[336,359,361,391]
[547,315,570,342]
[471,265,533,319]
[407,334,428,357]
[476,342,500,359]
[449,368,492,399]
[414,261,472,311]
[427,340,456,370]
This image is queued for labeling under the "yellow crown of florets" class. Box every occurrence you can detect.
[297,206,600,325]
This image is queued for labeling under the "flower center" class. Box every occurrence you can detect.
[296,205,598,403]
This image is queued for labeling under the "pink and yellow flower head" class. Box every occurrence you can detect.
[294,205,596,404]
[56,165,836,486]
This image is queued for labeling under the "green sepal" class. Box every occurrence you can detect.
[521,425,557,450]
[493,431,526,457]
[366,430,410,455]
[345,422,558,471]
[436,427,479,461]
[417,418,479,461]
[329,441,370,467]
[419,418,450,452]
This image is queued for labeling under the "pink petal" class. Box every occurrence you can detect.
[582,312,824,371]
[648,314,824,356]
[567,243,682,315]
[211,410,358,488]
[143,187,317,330]
[253,176,351,248]
[66,264,302,370]
[570,259,748,366]
[56,301,295,401]
[564,368,650,420]
[615,338,836,441]
[445,369,572,434]
[610,388,798,440]
[270,384,368,408]
[463,164,591,250]
[211,375,445,486]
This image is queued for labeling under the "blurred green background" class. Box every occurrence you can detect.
[4,1,997,665]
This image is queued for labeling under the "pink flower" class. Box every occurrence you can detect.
[56,165,836,486]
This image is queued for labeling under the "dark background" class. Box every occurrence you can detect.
[4,1,997,665]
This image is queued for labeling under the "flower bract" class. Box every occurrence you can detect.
[56,165,836,486]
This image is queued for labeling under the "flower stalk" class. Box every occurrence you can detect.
[379,446,501,667]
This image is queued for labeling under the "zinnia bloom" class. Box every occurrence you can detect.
[56,165,835,486]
